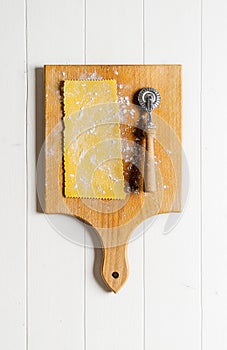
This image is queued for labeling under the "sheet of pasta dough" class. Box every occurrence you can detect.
[63,80,125,199]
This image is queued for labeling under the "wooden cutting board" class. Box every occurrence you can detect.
[44,64,182,293]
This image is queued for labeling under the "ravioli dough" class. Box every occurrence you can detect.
[63,80,125,199]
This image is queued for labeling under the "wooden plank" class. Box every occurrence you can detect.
[26,0,85,349]
[85,0,144,349]
[202,1,227,349]
[0,1,26,349]
[86,0,143,64]
[144,0,202,349]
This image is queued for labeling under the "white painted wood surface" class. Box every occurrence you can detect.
[0,1,26,349]
[26,1,85,349]
[86,4,144,350]
[144,1,201,349]
[202,1,227,349]
[1,0,227,349]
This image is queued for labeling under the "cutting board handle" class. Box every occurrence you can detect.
[102,244,129,293]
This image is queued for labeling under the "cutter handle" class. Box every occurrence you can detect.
[102,244,129,293]
[144,128,156,192]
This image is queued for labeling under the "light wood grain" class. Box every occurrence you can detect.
[45,64,182,292]
[144,127,156,192]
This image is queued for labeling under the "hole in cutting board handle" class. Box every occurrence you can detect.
[112,271,119,279]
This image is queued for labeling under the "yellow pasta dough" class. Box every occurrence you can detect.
[63,80,125,199]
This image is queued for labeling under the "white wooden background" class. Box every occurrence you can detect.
[1,0,227,349]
